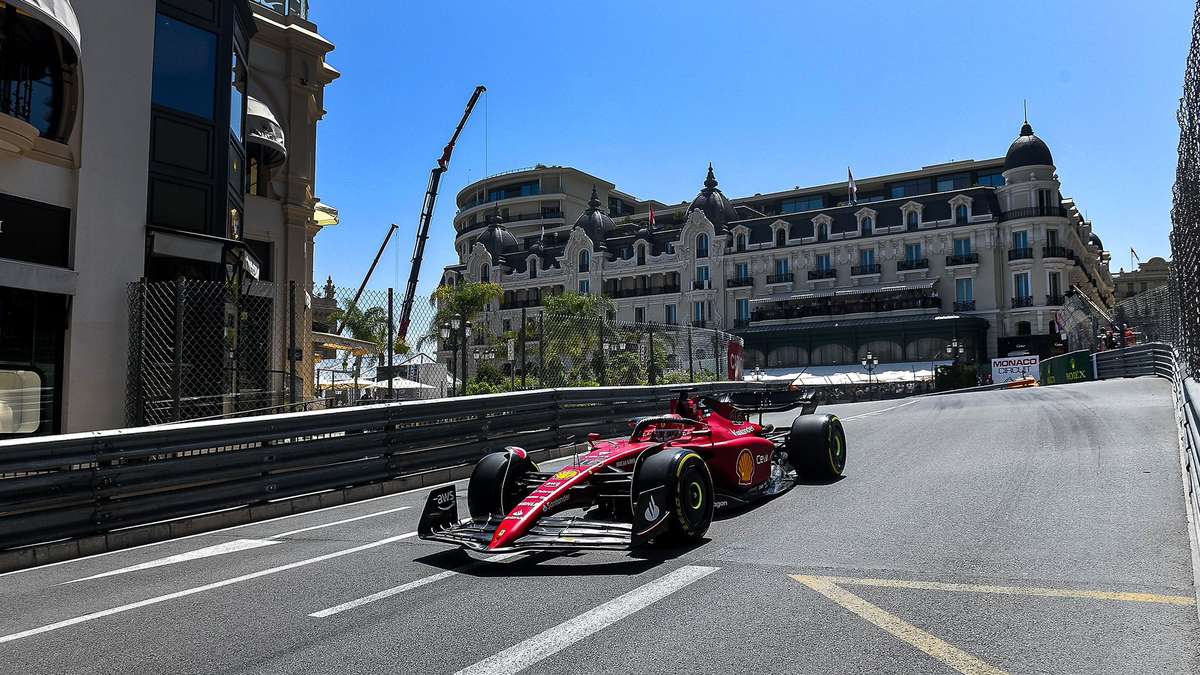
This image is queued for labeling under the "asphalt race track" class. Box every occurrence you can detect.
[0,378,1196,674]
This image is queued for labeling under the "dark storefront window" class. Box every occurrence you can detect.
[230,48,246,141]
[151,14,217,119]
[0,288,66,436]
[0,5,76,140]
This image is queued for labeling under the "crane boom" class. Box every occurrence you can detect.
[397,85,487,341]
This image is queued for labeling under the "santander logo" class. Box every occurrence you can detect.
[644,496,661,521]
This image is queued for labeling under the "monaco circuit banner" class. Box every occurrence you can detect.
[991,355,1041,384]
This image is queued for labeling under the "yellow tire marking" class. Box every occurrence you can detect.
[791,575,1009,675]
[809,575,1196,606]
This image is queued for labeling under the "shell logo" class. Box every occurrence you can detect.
[553,469,579,480]
[735,449,755,486]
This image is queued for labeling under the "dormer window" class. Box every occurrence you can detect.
[775,229,786,247]
[735,233,746,252]
[479,263,489,281]
[906,211,919,231]
[528,257,538,279]
[636,244,646,265]
[817,224,828,242]
[861,217,873,236]
[578,249,590,272]
[696,233,709,258]
[955,204,969,224]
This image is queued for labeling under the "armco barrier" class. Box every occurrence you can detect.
[0,381,782,552]
[1092,343,1175,380]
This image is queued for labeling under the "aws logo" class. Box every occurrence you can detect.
[736,449,755,486]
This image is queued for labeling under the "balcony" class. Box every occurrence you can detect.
[1011,296,1034,308]
[1043,245,1072,259]
[692,279,713,291]
[750,295,942,322]
[251,0,309,19]
[953,300,976,311]
[1008,247,1034,261]
[851,264,881,276]
[768,273,796,284]
[691,320,707,328]
[611,285,680,299]
[897,258,929,271]
[1046,293,1066,305]
[999,206,1069,221]
[946,253,979,266]
[727,277,754,288]
[807,269,836,281]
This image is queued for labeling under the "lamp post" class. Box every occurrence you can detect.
[439,320,452,397]
[946,338,966,364]
[861,351,879,386]
[461,318,472,396]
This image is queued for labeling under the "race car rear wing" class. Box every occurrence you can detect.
[716,389,818,424]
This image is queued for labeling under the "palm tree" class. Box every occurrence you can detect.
[419,281,503,391]
[542,292,614,386]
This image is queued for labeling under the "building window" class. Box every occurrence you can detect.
[815,254,831,272]
[906,211,919,231]
[1016,321,1032,336]
[775,229,786,247]
[151,14,218,119]
[890,179,928,199]
[859,248,875,267]
[479,263,489,281]
[817,224,828,241]
[230,48,246,142]
[955,278,974,303]
[695,265,710,289]
[1047,228,1059,247]
[1048,271,1062,299]
[696,233,709,258]
[0,5,76,141]
[736,233,746,252]
[737,298,750,321]
[905,243,922,262]
[1037,189,1054,209]
[861,217,873,235]
[246,145,273,197]
[579,279,590,294]
[976,172,1004,187]
[936,174,969,192]
[487,180,540,202]
[736,262,749,279]
[528,257,538,279]
[1014,272,1031,298]
[775,258,790,275]
[637,244,646,265]
[665,304,678,325]
[634,306,645,323]
[954,237,971,256]
[578,249,590,272]
[1012,230,1029,250]
[955,204,969,224]
[693,301,706,322]
[781,196,824,213]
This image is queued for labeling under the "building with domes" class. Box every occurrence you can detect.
[440,120,1115,372]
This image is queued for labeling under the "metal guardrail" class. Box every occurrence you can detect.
[1092,343,1176,380]
[0,381,782,551]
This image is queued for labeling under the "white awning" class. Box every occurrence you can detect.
[314,202,339,227]
[246,96,287,165]
[9,0,81,57]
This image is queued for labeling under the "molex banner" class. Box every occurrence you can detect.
[991,355,1040,384]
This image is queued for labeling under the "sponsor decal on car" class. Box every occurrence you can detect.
[553,469,579,480]
[546,495,569,510]
[433,489,456,510]
[756,454,769,465]
[714,500,730,509]
[644,496,661,521]
[732,426,756,436]
[736,449,755,486]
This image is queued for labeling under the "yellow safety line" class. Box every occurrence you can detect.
[791,575,1009,675]
[807,575,1196,606]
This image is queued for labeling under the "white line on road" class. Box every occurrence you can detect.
[269,506,411,539]
[840,399,919,421]
[0,531,419,645]
[309,552,522,618]
[63,539,281,584]
[454,565,720,675]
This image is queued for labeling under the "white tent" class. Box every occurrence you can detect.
[745,361,953,386]
[364,377,434,390]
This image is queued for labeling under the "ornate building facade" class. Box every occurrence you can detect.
[441,121,1115,369]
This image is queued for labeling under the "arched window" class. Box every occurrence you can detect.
[0,8,77,141]
[696,233,709,258]
[735,233,746,252]
[479,263,489,281]
[637,244,646,265]
[861,217,873,236]
[528,257,538,279]
[578,249,590,272]
[906,211,919,231]
[817,224,828,242]
[955,204,969,224]
[775,229,786,247]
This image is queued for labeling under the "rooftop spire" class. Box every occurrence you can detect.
[704,163,718,191]
[1020,100,1033,136]
[587,185,601,210]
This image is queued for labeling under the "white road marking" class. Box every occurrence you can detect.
[454,565,719,675]
[269,506,410,539]
[792,575,1008,675]
[0,531,418,645]
[63,539,281,584]
[840,399,919,421]
[310,551,523,618]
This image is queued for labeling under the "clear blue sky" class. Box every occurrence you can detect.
[307,0,1190,297]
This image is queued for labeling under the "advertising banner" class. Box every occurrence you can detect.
[991,355,1040,384]
[727,340,744,381]
[1040,350,1093,386]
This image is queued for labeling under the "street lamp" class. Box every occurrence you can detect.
[860,351,879,386]
[946,338,966,364]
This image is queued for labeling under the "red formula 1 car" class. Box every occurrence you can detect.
[418,389,846,553]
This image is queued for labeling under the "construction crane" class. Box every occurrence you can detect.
[397,85,487,341]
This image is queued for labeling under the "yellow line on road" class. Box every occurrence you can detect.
[808,575,1196,606]
[791,575,1009,675]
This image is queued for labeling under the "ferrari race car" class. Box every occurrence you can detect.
[418,389,846,553]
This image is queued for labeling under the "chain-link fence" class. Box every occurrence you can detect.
[127,279,292,425]
[1173,0,1200,378]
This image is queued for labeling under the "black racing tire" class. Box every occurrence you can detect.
[467,451,537,519]
[787,414,846,479]
[660,452,714,544]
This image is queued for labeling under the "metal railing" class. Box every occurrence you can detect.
[0,381,781,552]
[1046,294,1066,306]
[1012,296,1034,308]
[1000,206,1069,221]
[769,273,796,283]
[727,277,754,288]
[806,270,836,281]
[946,253,979,266]
[250,0,309,19]
[851,264,881,276]
[897,259,928,271]
[953,300,976,311]
[1008,248,1034,261]
[1043,245,1072,259]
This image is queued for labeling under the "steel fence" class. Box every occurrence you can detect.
[1175,0,1200,379]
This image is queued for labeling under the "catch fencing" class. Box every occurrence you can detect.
[0,381,781,552]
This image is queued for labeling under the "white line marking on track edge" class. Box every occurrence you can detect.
[454,565,719,675]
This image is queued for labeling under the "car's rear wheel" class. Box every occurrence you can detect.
[787,414,846,479]
[661,452,714,543]
[467,450,537,519]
